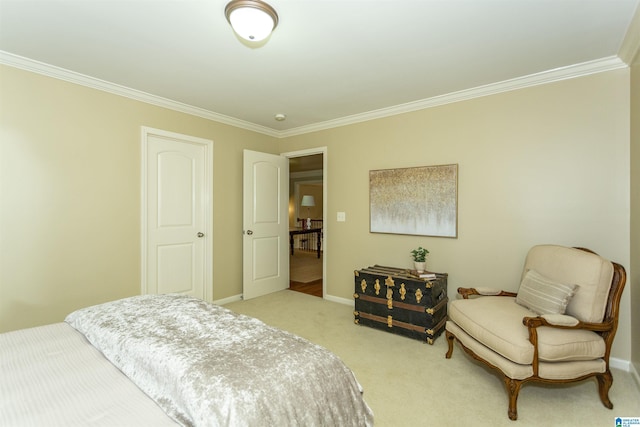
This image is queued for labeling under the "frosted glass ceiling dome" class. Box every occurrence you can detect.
[225,0,279,42]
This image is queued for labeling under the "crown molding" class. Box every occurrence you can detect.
[279,55,627,138]
[0,50,628,139]
[0,50,280,138]
[618,3,640,65]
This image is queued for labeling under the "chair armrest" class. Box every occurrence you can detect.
[540,314,579,326]
[522,315,614,376]
[523,316,613,332]
[457,287,518,299]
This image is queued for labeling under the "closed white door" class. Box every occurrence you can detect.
[243,150,289,300]
[141,127,213,300]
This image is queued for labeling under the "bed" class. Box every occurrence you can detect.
[0,294,374,426]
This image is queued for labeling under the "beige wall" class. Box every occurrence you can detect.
[0,64,634,363]
[279,70,633,361]
[0,65,277,332]
[630,50,640,376]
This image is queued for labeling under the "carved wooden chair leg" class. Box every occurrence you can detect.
[596,371,614,409]
[504,377,523,421]
[445,330,455,358]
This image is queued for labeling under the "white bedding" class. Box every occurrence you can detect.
[0,322,179,427]
[64,294,374,426]
[1,295,373,426]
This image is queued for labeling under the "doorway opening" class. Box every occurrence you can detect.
[284,149,326,298]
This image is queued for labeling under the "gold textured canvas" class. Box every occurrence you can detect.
[369,164,458,237]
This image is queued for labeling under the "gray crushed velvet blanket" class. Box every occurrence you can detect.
[65,294,373,427]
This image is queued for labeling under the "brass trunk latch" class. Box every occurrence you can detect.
[399,283,406,300]
[415,288,423,304]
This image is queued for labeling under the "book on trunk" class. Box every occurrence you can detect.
[406,269,437,279]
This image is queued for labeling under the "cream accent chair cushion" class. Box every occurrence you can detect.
[445,321,606,381]
[448,296,605,365]
[445,245,626,421]
[521,245,613,323]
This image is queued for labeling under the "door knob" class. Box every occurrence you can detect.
[246,230,253,235]
[197,232,204,238]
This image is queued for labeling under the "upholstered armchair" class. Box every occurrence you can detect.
[445,245,626,420]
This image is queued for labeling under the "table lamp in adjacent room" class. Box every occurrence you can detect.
[301,195,315,229]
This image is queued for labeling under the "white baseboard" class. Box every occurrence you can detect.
[217,293,353,306]
[630,361,640,392]
[215,294,243,305]
[323,294,353,306]
[215,293,354,306]
[611,357,630,372]
[610,356,640,389]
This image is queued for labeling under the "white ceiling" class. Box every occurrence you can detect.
[1,0,639,137]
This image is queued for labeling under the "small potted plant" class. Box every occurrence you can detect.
[410,246,429,273]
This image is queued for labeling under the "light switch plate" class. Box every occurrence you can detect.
[337,212,346,222]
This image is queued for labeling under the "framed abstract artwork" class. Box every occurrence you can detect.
[369,164,458,238]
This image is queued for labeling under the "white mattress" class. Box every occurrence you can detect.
[0,322,179,427]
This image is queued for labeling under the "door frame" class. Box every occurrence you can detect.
[140,126,214,301]
[281,147,327,298]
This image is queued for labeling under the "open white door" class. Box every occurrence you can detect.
[242,150,289,300]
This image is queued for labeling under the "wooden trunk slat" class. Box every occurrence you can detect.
[355,295,448,326]
[355,313,446,344]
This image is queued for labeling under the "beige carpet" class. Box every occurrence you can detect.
[290,250,322,283]
[225,290,640,427]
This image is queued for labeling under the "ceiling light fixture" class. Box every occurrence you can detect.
[225,0,279,42]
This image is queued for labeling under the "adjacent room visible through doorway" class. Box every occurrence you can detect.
[288,153,324,298]
[290,251,322,297]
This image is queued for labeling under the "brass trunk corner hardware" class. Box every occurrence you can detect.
[385,276,395,287]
